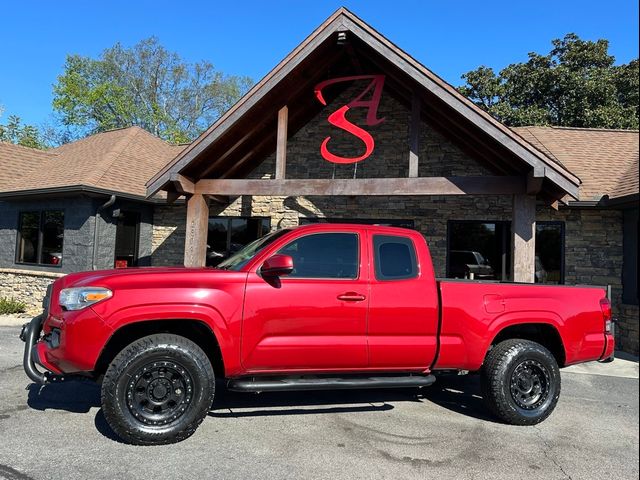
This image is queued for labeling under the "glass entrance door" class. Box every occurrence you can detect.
[114,211,140,268]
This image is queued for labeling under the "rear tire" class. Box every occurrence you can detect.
[101,333,215,445]
[481,339,560,425]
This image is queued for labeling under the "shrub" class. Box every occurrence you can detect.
[0,297,27,315]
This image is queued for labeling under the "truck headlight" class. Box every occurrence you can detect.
[59,287,112,311]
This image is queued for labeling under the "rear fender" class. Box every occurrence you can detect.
[471,311,567,370]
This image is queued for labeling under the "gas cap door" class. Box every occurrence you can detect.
[484,294,506,314]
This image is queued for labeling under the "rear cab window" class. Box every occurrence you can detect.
[373,234,418,281]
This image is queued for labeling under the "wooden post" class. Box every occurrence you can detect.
[184,193,209,267]
[511,194,536,283]
[408,92,420,178]
[275,106,288,179]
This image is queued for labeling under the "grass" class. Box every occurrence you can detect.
[0,297,27,315]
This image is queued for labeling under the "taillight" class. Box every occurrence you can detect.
[600,298,612,333]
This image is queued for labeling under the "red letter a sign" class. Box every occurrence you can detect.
[313,75,385,164]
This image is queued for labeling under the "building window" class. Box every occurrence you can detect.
[277,233,359,279]
[206,217,271,266]
[16,210,64,266]
[373,235,418,281]
[300,218,415,229]
[535,222,565,284]
[447,221,511,281]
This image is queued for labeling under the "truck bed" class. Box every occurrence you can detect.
[434,279,611,371]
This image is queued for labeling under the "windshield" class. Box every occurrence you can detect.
[216,229,291,271]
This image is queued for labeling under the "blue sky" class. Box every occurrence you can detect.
[1,0,638,127]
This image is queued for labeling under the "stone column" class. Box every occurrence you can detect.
[511,194,536,283]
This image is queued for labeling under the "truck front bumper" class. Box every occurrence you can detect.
[20,315,80,384]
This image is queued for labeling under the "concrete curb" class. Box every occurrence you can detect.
[0,315,31,327]
[562,352,639,379]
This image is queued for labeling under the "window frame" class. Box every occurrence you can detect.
[15,209,65,268]
[535,220,566,285]
[446,220,511,281]
[276,232,361,281]
[372,234,419,281]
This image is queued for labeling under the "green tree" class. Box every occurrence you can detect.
[459,34,639,129]
[0,111,46,149]
[53,37,253,143]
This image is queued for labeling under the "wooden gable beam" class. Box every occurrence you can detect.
[195,176,526,197]
[408,91,421,178]
[169,174,195,195]
[275,106,288,179]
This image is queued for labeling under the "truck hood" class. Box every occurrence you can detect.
[58,267,236,289]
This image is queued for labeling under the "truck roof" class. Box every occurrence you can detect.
[291,223,417,235]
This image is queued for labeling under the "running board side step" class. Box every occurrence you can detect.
[227,374,436,393]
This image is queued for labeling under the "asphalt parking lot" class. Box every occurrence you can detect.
[0,324,638,480]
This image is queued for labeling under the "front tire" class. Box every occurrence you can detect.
[481,339,560,425]
[101,334,215,445]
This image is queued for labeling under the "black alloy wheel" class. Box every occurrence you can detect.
[509,359,551,410]
[101,334,215,445]
[126,359,194,426]
[481,339,561,425]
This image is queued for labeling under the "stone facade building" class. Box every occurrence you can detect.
[0,9,637,355]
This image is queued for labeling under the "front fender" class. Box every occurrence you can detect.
[94,302,242,375]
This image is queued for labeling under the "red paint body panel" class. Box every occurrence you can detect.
[241,226,369,371]
[435,281,609,370]
[32,224,612,379]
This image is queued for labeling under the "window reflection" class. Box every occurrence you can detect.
[206,217,271,266]
[447,221,511,281]
[535,222,564,284]
[17,210,64,266]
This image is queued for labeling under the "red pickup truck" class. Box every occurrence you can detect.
[21,224,614,445]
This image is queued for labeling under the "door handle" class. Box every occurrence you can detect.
[337,292,366,302]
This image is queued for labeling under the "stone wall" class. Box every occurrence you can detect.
[0,196,96,274]
[0,196,154,273]
[0,268,63,315]
[617,304,639,355]
[152,204,186,266]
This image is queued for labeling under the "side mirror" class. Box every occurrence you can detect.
[261,254,294,277]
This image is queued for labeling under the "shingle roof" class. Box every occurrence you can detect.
[0,126,185,198]
[512,126,639,201]
[0,142,56,191]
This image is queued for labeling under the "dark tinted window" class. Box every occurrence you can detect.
[206,216,271,266]
[278,233,359,279]
[447,221,510,281]
[373,235,417,280]
[535,222,564,284]
[17,210,64,266]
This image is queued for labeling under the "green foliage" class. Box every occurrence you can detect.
[0,297,27,315]
[52,37,253,142]
[0,113,46,149]
[459,34,639,129]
